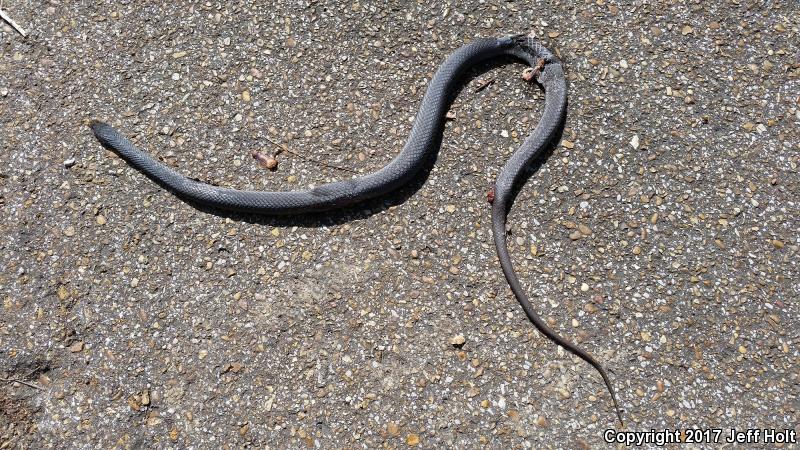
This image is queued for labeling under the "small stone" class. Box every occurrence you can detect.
[57,285,69,300]
[63,226,76,237]
[738,345,747,354]
[535,416,548,427]
[450,334,466,347]
[406,434,420,446]
[69,341,84,352]
[580,283,589,292]
[141,389,151,406]
[578,224,592,235]
[131,277,139,287]
[561,140,575,149]
[387,422,400,436]
[242,90,251,102]
[445,204,456,213]
[271,228,280,237]
[171,73,181,81]
[641,331,652,342]
[96,215,106,225]
[681,25,693,35]
[172,51,187,58]
[629,135,640,149]
[128,395,141,411]
[569,230,582,240]
[63,157,76,168]
[632,246,642,255]
[772,239,784,249]
[584,303,598,313]
[500,130,509,138]
[198,349,208,360]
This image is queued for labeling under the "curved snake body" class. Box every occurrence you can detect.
[91,35,623,425]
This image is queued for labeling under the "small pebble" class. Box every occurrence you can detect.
[450,334,466,347]
[630,135,640,149]
[535,416,548,427]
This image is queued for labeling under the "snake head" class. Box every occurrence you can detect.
[508,34,560,65]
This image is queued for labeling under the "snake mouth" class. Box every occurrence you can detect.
[509,34,558,65]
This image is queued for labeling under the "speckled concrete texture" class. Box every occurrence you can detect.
[1,1,798,448]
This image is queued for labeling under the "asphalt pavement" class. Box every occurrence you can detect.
[1,1,797,448]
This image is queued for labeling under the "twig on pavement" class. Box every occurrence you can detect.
[0,6,28,37]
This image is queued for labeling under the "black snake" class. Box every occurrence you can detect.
[90,34,623,425]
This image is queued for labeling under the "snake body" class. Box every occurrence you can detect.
[91,35,622,425]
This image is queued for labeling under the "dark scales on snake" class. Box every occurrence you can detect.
[90,34,624,426]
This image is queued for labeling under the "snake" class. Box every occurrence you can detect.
[90,34,623,426]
